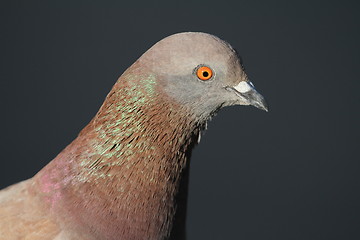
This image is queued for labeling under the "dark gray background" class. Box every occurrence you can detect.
[0,0,359,239]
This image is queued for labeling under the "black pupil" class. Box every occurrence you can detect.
[202,71,209,77]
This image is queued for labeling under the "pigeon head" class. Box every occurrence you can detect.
[137,32,268,121]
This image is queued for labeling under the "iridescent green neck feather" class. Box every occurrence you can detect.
[34,63,201,240]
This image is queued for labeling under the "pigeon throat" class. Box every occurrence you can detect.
[34,75,202,240]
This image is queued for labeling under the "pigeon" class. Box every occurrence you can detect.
[0,32,267,240]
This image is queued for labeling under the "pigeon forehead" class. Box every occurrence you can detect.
[140,32,240,74]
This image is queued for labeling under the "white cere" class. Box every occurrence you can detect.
[233,81,254,93]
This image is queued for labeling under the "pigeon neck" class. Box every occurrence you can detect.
[35,72,201,240]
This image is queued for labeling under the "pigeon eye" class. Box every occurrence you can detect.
[196,66,213,81]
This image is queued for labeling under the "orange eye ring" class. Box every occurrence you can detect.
[196,66,213,81]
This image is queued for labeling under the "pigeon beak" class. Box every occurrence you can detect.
[226,81,269,112]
